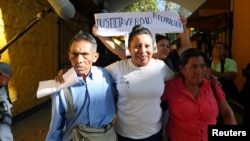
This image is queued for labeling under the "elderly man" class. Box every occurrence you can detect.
[46,31,117,141]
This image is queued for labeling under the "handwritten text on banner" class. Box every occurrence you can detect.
[94,11,183,37]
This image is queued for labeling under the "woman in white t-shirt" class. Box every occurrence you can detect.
[105,25,174,141]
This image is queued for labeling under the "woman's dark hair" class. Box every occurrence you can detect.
[69,30,97,52]
[178,48,209,68]
[128,25,154,48]
[155,34,170,43]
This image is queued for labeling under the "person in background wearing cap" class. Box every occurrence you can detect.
[0,62,13,141]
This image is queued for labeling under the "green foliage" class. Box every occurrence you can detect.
[120,0,160,12]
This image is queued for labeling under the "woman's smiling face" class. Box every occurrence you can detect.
[128,34,154,67]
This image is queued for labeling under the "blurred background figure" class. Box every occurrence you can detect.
[0,62,13,141]
[207,42,238,100]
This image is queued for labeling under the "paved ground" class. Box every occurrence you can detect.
[12,102,51,141]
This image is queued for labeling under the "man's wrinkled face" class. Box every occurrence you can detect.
[68,40,99,77]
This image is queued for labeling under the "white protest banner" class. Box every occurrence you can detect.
[94,11,183,56]
[94,11,183,37]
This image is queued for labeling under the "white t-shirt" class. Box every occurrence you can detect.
[105,58,174,139]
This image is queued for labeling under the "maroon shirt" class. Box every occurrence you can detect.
[162,77,225,141]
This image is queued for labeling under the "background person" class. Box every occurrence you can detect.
[240,63,250,128]
[153,15,190,73]
[0,62,13,141]
[207,42,238,100]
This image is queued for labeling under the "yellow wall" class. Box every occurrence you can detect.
[232,0,250,91]
[0,0,58,116]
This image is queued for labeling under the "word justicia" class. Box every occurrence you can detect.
[96,17,153,28]
[95,12,182,29]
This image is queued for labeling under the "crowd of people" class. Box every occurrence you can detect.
[43,14,240,141]
[0,13,236,141]
[2,5,249,140]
